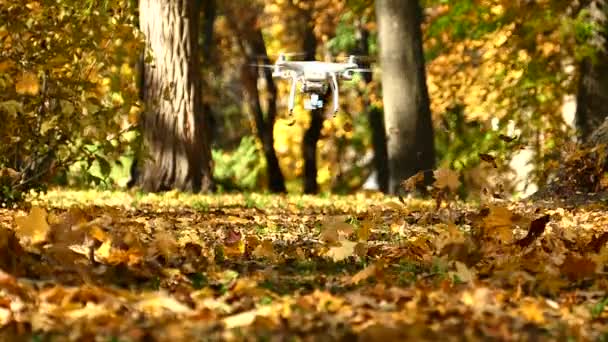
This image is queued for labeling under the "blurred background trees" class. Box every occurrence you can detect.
[1,0,607,204]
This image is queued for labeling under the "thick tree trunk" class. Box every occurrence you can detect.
[376,0,436,194]
[224,3,286,193]
[575,1,608,142]
[138,0,214,192]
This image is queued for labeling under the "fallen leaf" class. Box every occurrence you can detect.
[518,300,545,324]
[350,261,384,284]
[560,254,596,281]
[401,171,425,192]
[252,240,276,260]
[452,261,475,283]
[14,207,50,245]
[587,232,608,253]
[433,168,460,192]
[135,292,192,316]
[517,215,550,247]
[222,305,275,329]
[357,219,372,241]
[15,71,39,95]
[326,239,357,262]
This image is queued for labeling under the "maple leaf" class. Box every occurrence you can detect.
[14,207,50,245]
[15,71,40,95]
[326,239,357,262]
[433,167,460,192]
[319,216,354,244]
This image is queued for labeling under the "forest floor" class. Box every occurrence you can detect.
[0,189,607,341]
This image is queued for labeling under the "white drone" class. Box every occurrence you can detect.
[256,54,370,115]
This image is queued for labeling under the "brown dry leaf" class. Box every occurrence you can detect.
[252,240,277,261]
[15,71,40,95]
[14,207,50,245]
[401,171,425,192]
[433,168,461,192]
[326,239,357,262]
[517,215,550,247]
[560,254,596,281]
[350,261,384,285]
[151,231,179,260]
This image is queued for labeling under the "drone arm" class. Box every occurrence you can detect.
[288,75,298,114]
[329,73,339,114]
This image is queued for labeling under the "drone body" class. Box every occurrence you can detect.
[264,54,366,115]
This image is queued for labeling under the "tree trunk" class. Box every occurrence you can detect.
[302,22,326,194]
[201,0,217,146]
[575,1,608,142]
[224,3,286,193]
[376,0,436,194]
[353,22,389,193]
[138,0,214,192]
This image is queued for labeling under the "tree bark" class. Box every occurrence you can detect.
[302,21,326,194]
[376,0,436,194]
[138,0,214,192]
[353,22,389,193]
[575,0,608,142]
[224,3,287,193]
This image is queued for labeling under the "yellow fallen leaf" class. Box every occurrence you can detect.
[135,292,192,316]
[15,71,39,95]
[14,207,50,245]
[357,219,372,241]
[452,261,475,283]
[326,239,357,262]
[252,240,276,260]
[518,300,545,324]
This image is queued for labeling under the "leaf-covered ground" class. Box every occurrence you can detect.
[0,189,607,341]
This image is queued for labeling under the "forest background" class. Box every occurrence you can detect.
[2,0,606,203]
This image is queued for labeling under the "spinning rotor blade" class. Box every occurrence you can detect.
[348,68,374,73]
[335,54,376,62]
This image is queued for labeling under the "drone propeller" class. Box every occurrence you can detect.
[335,55,377,63]
[348,68,373,73]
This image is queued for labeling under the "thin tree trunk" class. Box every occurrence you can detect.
[575,0,608,142]
[376,0,436,194]
[301,19,328,194]
[353,21,389,193]
[224,3,286,193]
[201,0,217,146]
[138,0,214,192]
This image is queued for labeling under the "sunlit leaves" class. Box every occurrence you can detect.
[14,71,39,95]
[0,0,144,202]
